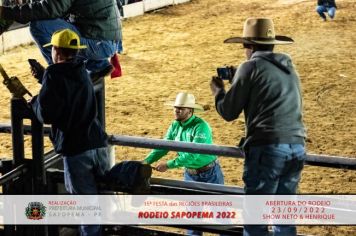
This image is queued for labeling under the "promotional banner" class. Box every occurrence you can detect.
[0,195,355,225]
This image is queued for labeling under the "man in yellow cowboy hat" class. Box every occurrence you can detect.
[29,29,110,236]
[210,18,306,236]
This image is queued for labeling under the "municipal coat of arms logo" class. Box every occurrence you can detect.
[25,202,46,220]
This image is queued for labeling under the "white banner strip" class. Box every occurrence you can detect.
[0,195,355,225]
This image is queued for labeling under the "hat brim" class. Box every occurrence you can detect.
[43,43,87,49]
[224,35,294,45]
[164,102,205,112]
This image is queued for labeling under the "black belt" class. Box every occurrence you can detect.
[185,160,218,175]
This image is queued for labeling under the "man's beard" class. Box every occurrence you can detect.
[175,115,183,121]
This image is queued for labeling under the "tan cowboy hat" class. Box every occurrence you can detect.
[164,92,204,111]
[224,17,294,45]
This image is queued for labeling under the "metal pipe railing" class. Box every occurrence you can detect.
[108,135,356,170]
[150,177,244,194]
[0,163,27,186]
[0,125,355,169]
[0,150,61,186]
[0,123,51,135]
[109,134,244,157]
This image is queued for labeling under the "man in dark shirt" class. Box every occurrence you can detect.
[0,0,122,80]
[316,0,337,21]
[30,29,109,236]
[210,18,306,236]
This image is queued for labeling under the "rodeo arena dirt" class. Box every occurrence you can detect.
[0,0,355,235]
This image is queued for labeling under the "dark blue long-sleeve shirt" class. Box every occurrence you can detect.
[31,60,107,156]
[317,0,337,8]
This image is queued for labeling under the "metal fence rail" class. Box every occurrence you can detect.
[109,134,244,157]
[0,124,355,169]
[108,135,356,170]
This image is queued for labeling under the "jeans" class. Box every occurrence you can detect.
[63,147,110,236]
[29,19,121,73]
[184,162,226,236]
[184,161,224,184]
[242,144,306,236]
[316,6,336,20]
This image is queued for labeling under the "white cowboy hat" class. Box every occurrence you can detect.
[224,17,294,45]
[164,92,204,111]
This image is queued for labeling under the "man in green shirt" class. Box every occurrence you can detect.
[144,92,225,236]
[143,92,224,184]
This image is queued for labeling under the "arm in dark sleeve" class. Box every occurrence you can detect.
[332,0,337,8]
[31,70,64,124]
[214,61,253,121]
[30,95,43,123]
[2,0,73,24]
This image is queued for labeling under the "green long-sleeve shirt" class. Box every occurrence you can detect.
[144,115,217,169]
